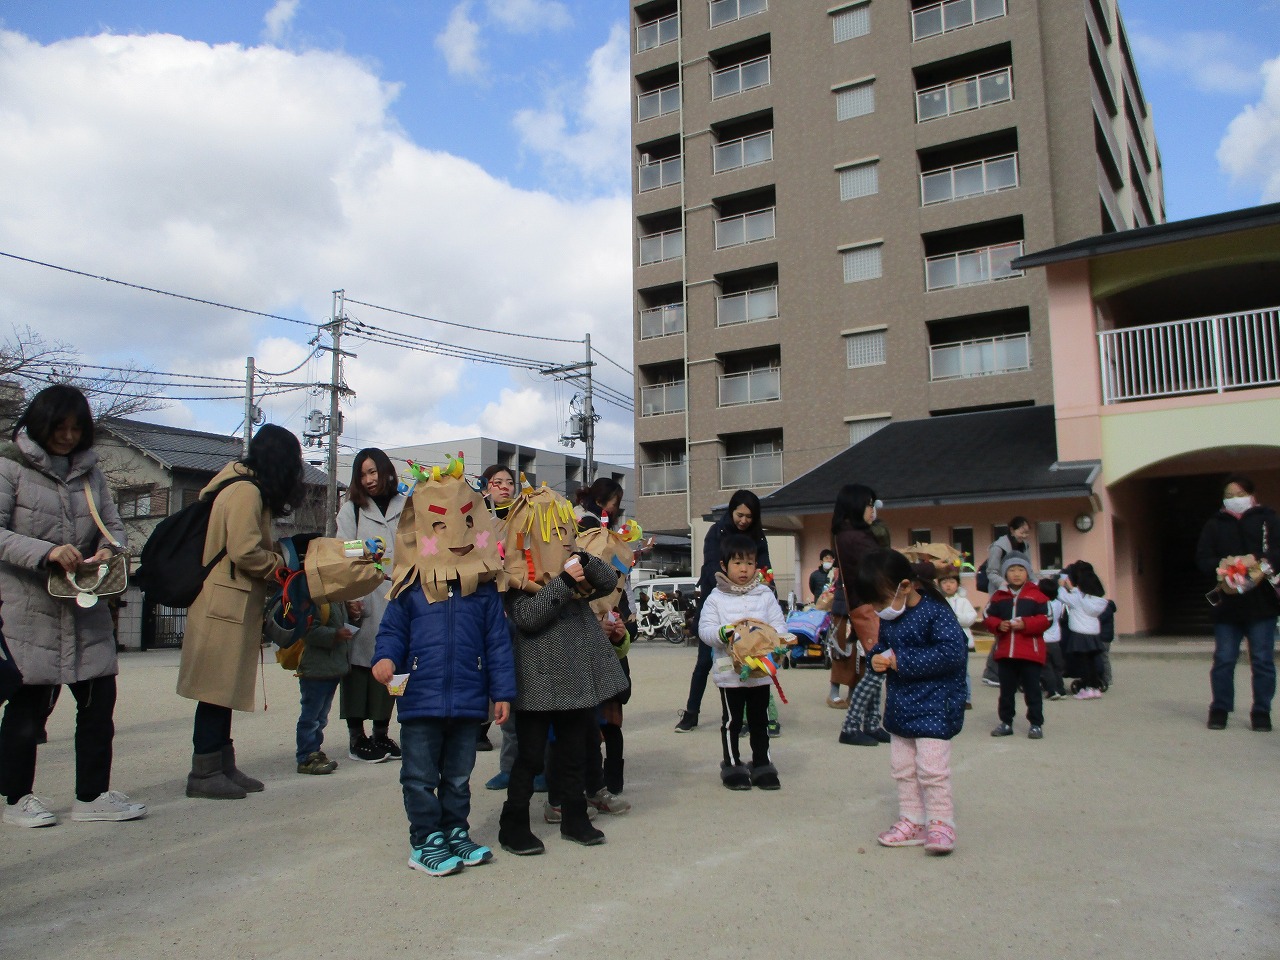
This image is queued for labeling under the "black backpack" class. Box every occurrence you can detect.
[136,476,258,608]
[975,559,991,594]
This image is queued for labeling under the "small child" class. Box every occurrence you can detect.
[699,533,790,790]
[1037,578,1068,700]
[982,555,1051,738]
[938,571,977,709]
[294,601,358,774]
[1059,560,1111,699]
[857,549,967,855]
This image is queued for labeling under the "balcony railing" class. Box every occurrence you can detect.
[640,227,684,265]
[640,302,685,339]
[711,55,771,99]
[720,451,782,489]
[717,285,778,326]
[642,461,688,496]
[916,67,1012,122]
[637,83,680,121]
[925,240,1023,291]
[930,332,1030,381]
[641,381,687,417]
[718,368,780,406]
[921,153,1018,205]
[710,0,767,28]
[1098,307,1280,404]
[912,0,1007,41]
[638,156,682,192]
[636,13,679,52]
[713,131,773,174]
[715,207,775,249]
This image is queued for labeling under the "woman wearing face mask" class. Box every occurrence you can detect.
[1197,474,1280,732]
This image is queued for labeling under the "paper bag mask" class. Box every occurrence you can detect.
[303,538,387,603]
[388,459,505,603]
[576,525,636,616]
[501,483,579,593]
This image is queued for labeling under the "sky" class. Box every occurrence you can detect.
[0,0,1277,471]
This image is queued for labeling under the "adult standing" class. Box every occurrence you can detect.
[0,385,145,827]
[831,484,887,742]
[177,424,303,799]
[979,516,1034,686]
[809,549,836,604]
[1197,475,1280,732]
[480,463,522,786]
[335,448,406,763]
[674,489,771,732]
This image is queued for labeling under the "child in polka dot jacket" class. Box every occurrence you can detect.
[856,549,968,856]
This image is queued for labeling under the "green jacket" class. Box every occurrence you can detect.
[297,602,352,680]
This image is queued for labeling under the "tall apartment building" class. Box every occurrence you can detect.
[630,0,1164,537]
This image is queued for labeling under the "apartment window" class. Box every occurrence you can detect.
[637,82,681,121]
[920,153,1018,205]
[639,301,685,339]
[950,526,975,567]
[832,3,871,42]
[718,364,780,406]
[838,160,879,201]
[841,244,882,284]
[713,131,773,174]
[641,457,688,496]
[638,155,682,192]
[912,0,1007,42]
[712,55,771,99]
[717,284,778,326]
[924,241,1024,291]
[836,80,875,121]
[720,435,783,489]
[640,227,684,265]
[848,416,889,445]
[637,12,679,52]
[715,207,775,249]
[710,0,766,28]
[845,328,886,368]
[1037,521,1063,573]
[916,67,1012,122]
[930,332,1029,380]
[909,528,933,544]
[640,380,687,417]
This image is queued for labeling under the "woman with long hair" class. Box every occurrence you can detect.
[335,448,407,763]
[0,385,144,826]
[177,423,304,799]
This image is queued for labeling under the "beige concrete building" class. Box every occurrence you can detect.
[629,0,1164,539]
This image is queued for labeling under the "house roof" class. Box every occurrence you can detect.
[759,405,1098,516]
[1013,201,1280,270]
[99,418,330,486]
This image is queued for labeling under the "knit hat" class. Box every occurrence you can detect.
[1000,553,1033,579]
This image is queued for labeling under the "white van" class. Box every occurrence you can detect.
[632,576,699,643]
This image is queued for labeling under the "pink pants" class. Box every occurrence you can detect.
[889,734,955,826]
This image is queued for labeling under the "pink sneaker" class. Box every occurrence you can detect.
[924,820,956,855]
[1090,688,1104,699]
[1073,689,1092,700]
[877,818,926,847]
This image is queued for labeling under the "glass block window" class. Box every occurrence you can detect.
[841,244,882,283]
[832,4,871,42]
[845,329,886,368]
[836,80,875,121]
[848,417,890,445]
[839,160,879,200]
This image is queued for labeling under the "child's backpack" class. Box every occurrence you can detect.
[136,476,258,607]
[975,559,991,594]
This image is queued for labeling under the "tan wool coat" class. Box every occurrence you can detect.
[176,463,283,711]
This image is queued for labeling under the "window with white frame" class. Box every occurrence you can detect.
[710,0,767,28]
[848,416,889,445]
[839,160,879,200]
[832,4,871,42]
[836,80,875,121]
[845,329,886,368]
[841,243,882,283]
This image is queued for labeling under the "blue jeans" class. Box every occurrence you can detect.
[1211,618,1277,714]
[296,678,340,764]
[400,717,480,847]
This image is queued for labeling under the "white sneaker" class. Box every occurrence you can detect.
[71,790,147,822]
[3,793,57,828]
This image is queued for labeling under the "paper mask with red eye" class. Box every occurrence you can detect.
[499,483,580,593]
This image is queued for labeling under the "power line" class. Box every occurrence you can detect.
[344,296,581,344]
[593,348,634,378]
[256,347,322,378]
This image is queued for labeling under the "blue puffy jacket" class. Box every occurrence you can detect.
[871,594,968,740]
[372,580,517,721]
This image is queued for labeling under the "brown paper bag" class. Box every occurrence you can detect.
[303,538,387,603]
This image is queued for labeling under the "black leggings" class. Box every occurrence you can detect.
[192,701,233,755]
[1,676,116,804]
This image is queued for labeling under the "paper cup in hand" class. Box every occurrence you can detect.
[387,673,410,697]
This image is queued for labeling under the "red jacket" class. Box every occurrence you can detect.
[983,582,1051,664]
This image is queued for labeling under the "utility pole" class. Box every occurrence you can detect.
[542,335,597,484]
[242,356,255,457]
[319,289,356,535]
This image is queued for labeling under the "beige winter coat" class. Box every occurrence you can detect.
[176,463,283,711]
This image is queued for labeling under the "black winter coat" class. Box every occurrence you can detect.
[1196,504,1280,624]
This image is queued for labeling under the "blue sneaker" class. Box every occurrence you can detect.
[484,770,510,790]
[408,832,463,877]
[447,826,494,866]
[532,773,548,793]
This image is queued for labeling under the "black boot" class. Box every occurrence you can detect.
[477,721,494,752]
[498,801,544,856]
[186,751,247,800]
[1251,710,1271,732]
[603,756,624,795]
[560,798,605,846]
[1207,708,1228,730]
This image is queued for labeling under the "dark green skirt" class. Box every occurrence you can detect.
[339,664,395,722]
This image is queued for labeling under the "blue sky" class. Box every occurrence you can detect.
[0,0,1276,467]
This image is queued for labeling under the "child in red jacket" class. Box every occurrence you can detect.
[982,554,1051,740]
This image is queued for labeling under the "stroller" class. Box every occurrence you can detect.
[782,609,834,669]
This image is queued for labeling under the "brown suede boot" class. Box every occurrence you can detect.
[186,751,247,800]
[221,742,265,793]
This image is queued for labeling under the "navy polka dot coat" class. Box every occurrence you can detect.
[870,594,968,740]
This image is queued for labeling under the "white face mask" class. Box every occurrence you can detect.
[876,584,908,621]
[1224,495,1254,515]
[821,561,833,571]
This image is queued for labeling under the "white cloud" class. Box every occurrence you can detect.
[436,2,484,79]
[0,29,633,453]
[263,0,301,44]
[513,23,630,190]
[1218,56,1280,202]
[484,0,572,34]
[1130,30,1264,96]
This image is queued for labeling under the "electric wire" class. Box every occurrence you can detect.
[343,297,581,344]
